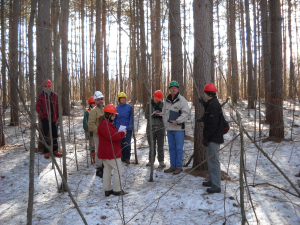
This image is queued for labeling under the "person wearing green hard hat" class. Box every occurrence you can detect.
[162,80,191,175]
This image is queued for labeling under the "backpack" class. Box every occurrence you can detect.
[221,113,230,134]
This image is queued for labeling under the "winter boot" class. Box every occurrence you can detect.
[207,187,221,194]
[173,168,183,175]
[164,167,175,173]
[105,190,114,197]
[53,152,62,157]
[202,181,212,187]
[125,159,130,164]
[113,190,128,196]
[96,166,104,178]
[159,162,166,167]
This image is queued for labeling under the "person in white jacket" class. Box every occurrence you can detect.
[162,81,191,175]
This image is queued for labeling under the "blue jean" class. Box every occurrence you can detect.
[121,130,132,160]
[206,142,221,189]
[167,130,184,168]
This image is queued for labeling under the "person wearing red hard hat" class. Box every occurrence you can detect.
[36,79,62,158]
[198,82,224,194]
[97,104,128,196]
[83,96,96,162]
[145,90,166,168]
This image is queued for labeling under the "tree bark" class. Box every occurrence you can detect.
[9,0,20,126]
[193,0,213,170]
[269,0,284,138]
[169,0,183,86]
[288,0,294,98]
[52,0,60,93]
[102,0,109,103]
[81,0,86,107]
[1,0,7,109]
[95,0,101,90]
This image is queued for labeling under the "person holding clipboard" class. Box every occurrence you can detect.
[162,81,191,175]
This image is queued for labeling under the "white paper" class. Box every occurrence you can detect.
[118,125,126,132]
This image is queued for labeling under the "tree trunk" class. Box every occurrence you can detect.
[193,0,213,170]
[9,0,20,126]
[95,0,101,90]
[229,0,238,103]
[117,0,122,92]
[154,0,161,91]
[52,0,60,93]
[102,0,109,103]
[269,0,284,138]
[261,0,271,123]
[288,0,294,98]
[169,0,183,86]
[245,0,255,109]
[26,1,37,224]
[81,0,86,107]
[241,0,247,99]
[1,0,7,109]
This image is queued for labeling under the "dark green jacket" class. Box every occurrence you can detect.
[145,99,164,127]
[83,109,93,137]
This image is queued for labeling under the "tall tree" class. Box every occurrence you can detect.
[52,0,60,92]
[61,0,69,115]
[1,0,7,109]
[245,0,255,109]
[154,0,161,91]
[117,0,122,92]
[81,0,86,107]
[95,0,101,90]
[261,0,271,123]
[102,0,109,103]
[9,0,20,126]
[193,0,213,170]
[169,0,183,86]
[288,0,295,98]
[229,0,238,103]
[269,0,284,138]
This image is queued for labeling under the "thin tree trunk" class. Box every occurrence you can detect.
[26,1,37,223]
[81,0,86,107]
[52,0,60,93]
[1,0,7,109]
[95,0,101,89]
[288,0,294,98]
[102,0,109,103]
[117,0,122,92]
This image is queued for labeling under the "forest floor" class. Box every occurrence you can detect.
[1,100,300,225]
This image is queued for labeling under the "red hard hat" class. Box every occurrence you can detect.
[203,83,217,92]
[104,104,118,114]
[154,90,163,101]
[43,79,52,87]
[88,96,95,104]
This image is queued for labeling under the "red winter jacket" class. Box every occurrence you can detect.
[97,118,125,159]
[36,91,59,122]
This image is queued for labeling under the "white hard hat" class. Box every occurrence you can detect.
[94,91,104,99]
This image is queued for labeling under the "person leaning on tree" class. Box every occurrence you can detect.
[97,104,128,196]
[36,79,62,158]
[83,96,96,163]
[162,81,191,175]
[197,83,224,194]
[145,90,166,168]
[88,91,105,177]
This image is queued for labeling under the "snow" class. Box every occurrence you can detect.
[1,100,300,224]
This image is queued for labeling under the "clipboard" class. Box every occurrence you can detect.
[168,110,180,122]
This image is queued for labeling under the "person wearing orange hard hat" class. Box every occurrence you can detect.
[36,79,62,158]
[83,96,96,162]
[145,90,166,168]
[198,82,224,194]
[97,104,128,196]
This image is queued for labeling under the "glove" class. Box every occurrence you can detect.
[196,117,203,122]
[199,97,206,104]
[85,132,89,140]
[202,139,209,147]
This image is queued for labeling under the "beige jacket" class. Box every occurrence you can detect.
[162,93,190,131]
[88,105,104,136]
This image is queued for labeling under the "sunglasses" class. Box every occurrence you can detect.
[91,102,96,104]
[96,98,104,101]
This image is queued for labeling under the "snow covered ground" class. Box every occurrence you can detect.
[1,100,300,225]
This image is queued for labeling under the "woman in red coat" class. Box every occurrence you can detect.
[97,104,127,196]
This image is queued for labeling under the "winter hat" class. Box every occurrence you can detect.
[204,91,216,97]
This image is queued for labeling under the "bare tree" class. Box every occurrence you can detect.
[9,0,20,126]
[61,0,69,115]
[102,0,109,103]
[1,0,7,110]
[288,0,295,98]
[81,0,86,107]
[193,0,213,170]
[269,0,284,138]
[169,0,183,86]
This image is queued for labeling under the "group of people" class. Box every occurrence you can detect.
[36,79,225,196]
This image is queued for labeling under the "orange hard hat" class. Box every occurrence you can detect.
[43,79,52,87]
[203,83,217,92]
[104,104,118,114]
[154,90,163,101]
[88,96,95,104]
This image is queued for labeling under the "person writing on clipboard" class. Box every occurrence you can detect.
[162,81,191,175]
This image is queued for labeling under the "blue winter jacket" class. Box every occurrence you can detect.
[114,103,133,131]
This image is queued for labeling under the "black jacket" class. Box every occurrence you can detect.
[203,96,224,144]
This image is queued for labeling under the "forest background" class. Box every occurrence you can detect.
[0,0,300,224]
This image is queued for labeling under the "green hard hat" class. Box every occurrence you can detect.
[169,80,179,89]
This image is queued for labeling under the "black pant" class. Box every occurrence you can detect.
[41,119,58,154]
